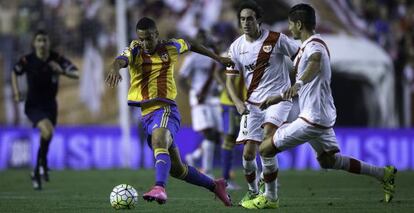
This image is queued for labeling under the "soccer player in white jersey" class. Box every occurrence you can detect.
[178,29,222,178]
[225,1,300,205]
[243,4,397,209]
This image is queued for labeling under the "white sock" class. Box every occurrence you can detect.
[242,158,258,193]
[360,161,384,181]
[201,139,215,174]
[333,154,384,181]
[261,156,278,201]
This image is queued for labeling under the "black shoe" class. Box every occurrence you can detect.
[31,172,42,190]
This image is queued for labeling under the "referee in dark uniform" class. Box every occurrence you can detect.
[11,30,79,190]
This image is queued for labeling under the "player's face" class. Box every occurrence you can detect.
[288,19,300,40]
[239,9,259,36]
[33,34,50,53]
[137,29,159,53]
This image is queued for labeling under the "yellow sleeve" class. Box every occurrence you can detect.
[168,38,190,54]
[116,40,140,65]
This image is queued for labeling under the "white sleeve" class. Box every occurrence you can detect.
[276,33,300,61]
[179,54,194,78]
[306,42,327,60]
[225,44,242,75]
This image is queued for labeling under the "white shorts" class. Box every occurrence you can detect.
[236,101,292,143]
[273,118,340,156]
[191,104,223,132]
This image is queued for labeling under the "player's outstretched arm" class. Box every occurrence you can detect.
[187,39,234,67]
[284,52,321,99]
[105,59,127,88]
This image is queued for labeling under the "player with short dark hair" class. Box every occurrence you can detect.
[105,17,233,206]
[236,0,264,25]
[245,3,397,209]
[11,30,79,190]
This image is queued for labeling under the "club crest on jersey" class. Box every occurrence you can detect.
[263,45,272,53]
[160,53,169,62]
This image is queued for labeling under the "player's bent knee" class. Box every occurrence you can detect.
[317,153,336,169]
[243,142,257,161]
[38,121,54,140]
[151,128,171,149]
[41,128,53,140]
[259,139,276,157]
[243,153,255,161]
[243,146,256,161]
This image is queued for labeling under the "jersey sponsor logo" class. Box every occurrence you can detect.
[239,51,249,55]
[262,45,272,53]
[244,62,270,72]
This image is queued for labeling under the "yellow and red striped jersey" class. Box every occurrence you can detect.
[116,38,190,115]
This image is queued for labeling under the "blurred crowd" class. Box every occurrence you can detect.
[337,0,414,126]
[0,0,413,126]
[362,0,414,126]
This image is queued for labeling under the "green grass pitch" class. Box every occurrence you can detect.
[0,169,413,212]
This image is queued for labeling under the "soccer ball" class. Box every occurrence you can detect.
[110,184,138,209]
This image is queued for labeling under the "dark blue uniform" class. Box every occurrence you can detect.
[13,51,77,127]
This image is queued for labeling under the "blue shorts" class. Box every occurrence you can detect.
[141,104,181,149]
[221,105,240,136]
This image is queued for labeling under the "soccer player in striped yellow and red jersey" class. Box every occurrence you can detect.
[105,17,234,206]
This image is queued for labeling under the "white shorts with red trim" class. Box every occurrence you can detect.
[236,101,292,144]
[273,118,340,156]
[191,104,223,132]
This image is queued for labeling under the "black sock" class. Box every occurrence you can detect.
[41,138,51,169]
[37,137,51,171]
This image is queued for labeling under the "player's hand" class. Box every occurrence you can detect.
[283,84,300,100]
[49,61,65,74]
[105,68,122,88]
[235,102,249,115]
[218,57,234,68]
[260,96,283,110]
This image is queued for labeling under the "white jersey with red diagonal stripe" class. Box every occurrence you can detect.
[294,34,337,127]
[226,28,299,103]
